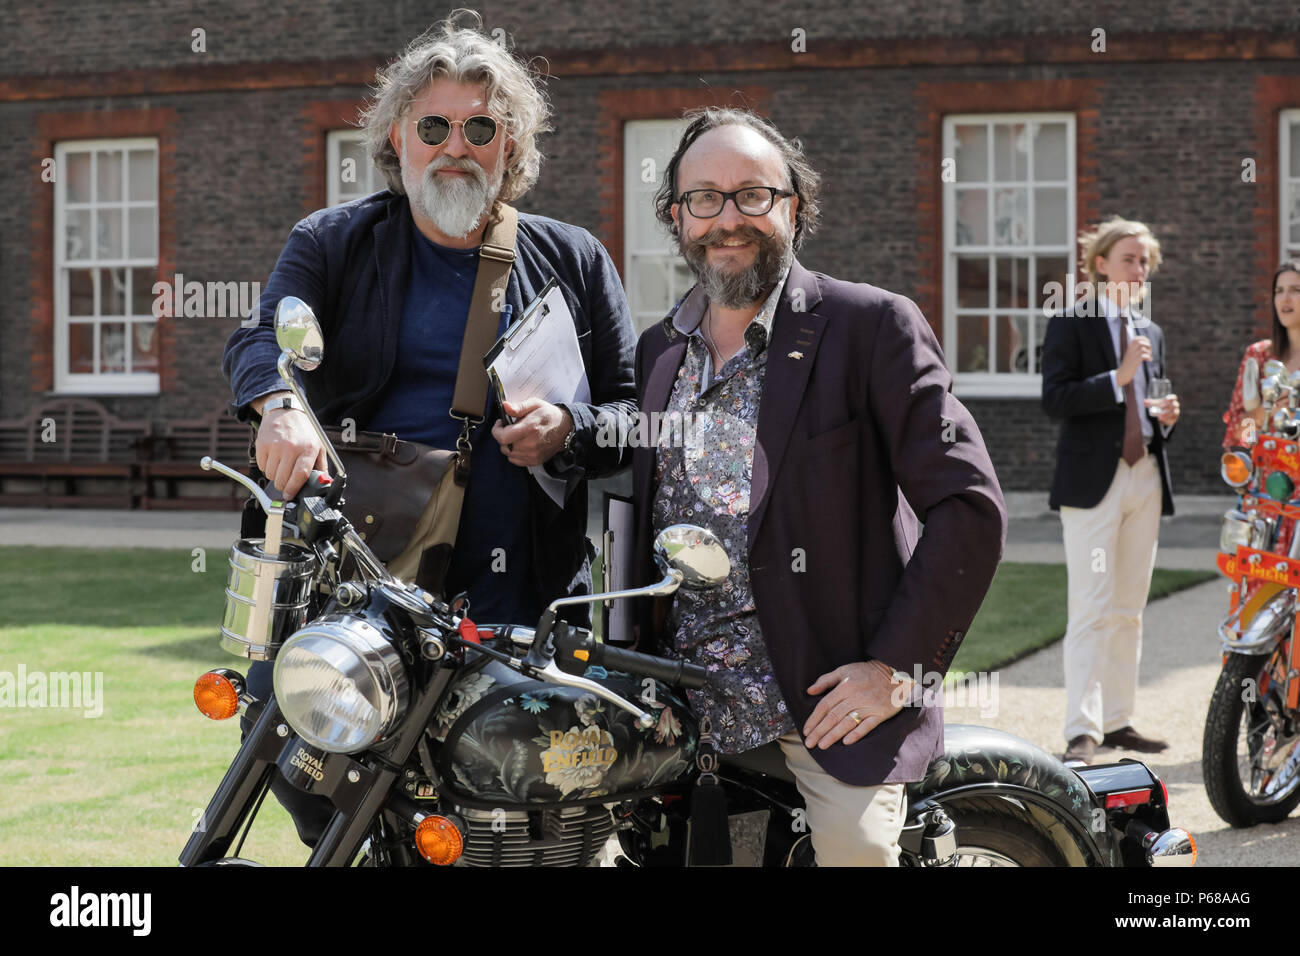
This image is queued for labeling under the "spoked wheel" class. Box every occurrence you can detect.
[943,798,1069,867]
[1203,648,1300,826]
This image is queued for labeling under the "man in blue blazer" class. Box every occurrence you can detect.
[222,15,636,847]
[1041,218,1180,765]
[630,108,1006,865]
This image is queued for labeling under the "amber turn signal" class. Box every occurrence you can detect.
[1221,452,1253,487]
[194,670,243,720]
[414,815,465,865]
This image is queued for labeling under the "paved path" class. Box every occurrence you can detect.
[5,491,1294,864]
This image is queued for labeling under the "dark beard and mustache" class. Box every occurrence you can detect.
[681,222,794,309]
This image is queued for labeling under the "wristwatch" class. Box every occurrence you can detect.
[260,394,301,414]
[873,659,913,686]
[561,422,576,454]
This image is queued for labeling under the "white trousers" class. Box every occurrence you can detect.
[1059,453,1162,744]
[776,731,906,866]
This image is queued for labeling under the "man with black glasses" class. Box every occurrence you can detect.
[222,12,636,848]
[630,108,1006,865]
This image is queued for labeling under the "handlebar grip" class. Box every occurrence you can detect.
[596,644,709,690]
[265,470,335,507]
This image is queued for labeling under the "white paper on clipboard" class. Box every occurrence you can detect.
[485,282,591,506]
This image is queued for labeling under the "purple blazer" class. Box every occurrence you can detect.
[630,260,1007,786]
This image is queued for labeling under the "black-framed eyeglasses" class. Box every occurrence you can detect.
[677,186,795,218]
[415,114,499,148]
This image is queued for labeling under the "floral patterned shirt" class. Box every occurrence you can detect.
[1223,339,1273,451]
[651,277,796,754]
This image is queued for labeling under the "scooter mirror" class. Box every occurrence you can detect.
[1261,374,1282,406]
[275,297,324,372]
[1242,357,1260,411]
[652,524,730,589]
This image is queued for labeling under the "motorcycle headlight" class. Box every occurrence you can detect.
[273,615,408,754]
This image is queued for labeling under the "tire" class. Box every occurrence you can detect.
[1202,649,1300,827]
[944,798,1070,867]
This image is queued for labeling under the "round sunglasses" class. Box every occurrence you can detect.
[415,114,499,148]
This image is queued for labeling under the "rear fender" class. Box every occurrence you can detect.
[907,724,1117,866]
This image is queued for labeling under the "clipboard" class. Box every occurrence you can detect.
[483,276,560,371]
[601,491,635,647]
[482,276,591,507]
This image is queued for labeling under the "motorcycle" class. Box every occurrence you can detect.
[1205,356,1300,826]
[179,296,1195,867]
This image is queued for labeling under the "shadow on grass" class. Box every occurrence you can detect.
[134,633,225,661]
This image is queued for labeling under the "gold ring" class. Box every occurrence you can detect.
[849,710,862,725]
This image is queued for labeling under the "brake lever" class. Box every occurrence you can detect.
[526,660,656,729]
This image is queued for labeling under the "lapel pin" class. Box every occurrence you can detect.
[788,351,804,360]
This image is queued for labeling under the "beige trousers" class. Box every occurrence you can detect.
[776,731,906,866]
[1059,452,1163,744]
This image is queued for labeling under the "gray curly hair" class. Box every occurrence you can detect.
[360,10,552,203]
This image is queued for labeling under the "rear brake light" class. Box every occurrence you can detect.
[1160,779,1169,806]
[1105,788,1153,809]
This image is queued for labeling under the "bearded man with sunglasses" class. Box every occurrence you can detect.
[222,14,636,847]
[630,108,1005,865]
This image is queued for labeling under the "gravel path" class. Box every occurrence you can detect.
[946,570,1300,866]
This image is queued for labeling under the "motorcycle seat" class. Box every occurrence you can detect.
[719,741,796,783]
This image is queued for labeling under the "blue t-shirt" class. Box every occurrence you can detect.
[367,229,538,625]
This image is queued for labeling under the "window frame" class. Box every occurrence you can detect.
[1281,109,1300,263]
[942,112,1076,398]
[326,129,382,207]
[623,118,695,334]
[53,136,160,395]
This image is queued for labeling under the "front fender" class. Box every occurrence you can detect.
[907,724,1117,866]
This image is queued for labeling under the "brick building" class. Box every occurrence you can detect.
[3,0,1300,500]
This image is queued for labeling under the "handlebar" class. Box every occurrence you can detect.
[552,626,708,690]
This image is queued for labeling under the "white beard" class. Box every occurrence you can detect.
[400,133,503,239]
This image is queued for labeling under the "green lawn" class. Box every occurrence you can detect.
[0,547,1215,866]
[0,546,305,866]
[949,563,1217,677]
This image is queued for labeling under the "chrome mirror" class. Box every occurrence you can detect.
[1261,375,1282,406]
[1264,359,1287,381]
[1242,357,1260,412]
[274,297,324,371]
[653,525,730,589]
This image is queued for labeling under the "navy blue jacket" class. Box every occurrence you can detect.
[222,191,637,622]
[1041,306,1175,516]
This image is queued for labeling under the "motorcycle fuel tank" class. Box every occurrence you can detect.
[433,630,699,808]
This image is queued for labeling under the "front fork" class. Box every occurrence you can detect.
[181,667,456,867]
[1223,577,1300,709]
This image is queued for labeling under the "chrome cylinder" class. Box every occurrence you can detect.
[220,538,318,661]
[1219,509,1270,554]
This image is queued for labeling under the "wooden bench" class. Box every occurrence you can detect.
[0,399,152,508]
[141,405,254,510]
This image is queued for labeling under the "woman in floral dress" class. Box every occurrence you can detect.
[1221,261,1300,566]
[1222,260,1300,450]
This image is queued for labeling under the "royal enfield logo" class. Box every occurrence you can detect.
[289,747,325,781]
[541,728,618,772]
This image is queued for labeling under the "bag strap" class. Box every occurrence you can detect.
[451,203,518,421]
